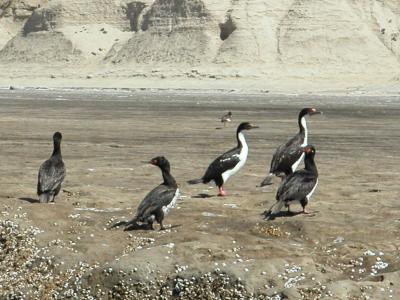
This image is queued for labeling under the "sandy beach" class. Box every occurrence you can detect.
[1,0,400,298]
[0,89,399,299]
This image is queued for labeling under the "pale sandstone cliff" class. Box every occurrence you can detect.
[0,0,400,91]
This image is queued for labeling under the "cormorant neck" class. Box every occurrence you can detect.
[52,140,61,156]
[161,168,177,188]
[298,115,307,133]
[298,116,308,144]
[304,154,318,176]
[236,130,247,148]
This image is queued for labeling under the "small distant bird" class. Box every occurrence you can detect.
[37,132,66,203]
[221,112,232,127]
[110,156,179,231]
[260,108,322,186]
[188,122,258,196]
[264,145,318,219]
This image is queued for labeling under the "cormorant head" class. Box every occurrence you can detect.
[237,122,259,132]
[53,132,62,142]
[227,112,232,116]
[299,108,322,118]
[303,145,316,156]
[149,156,170,170]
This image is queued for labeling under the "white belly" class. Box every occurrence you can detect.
[162,188,179,215]
[221,154,247,183]
[221,131,249,184]
[306,179,318,200]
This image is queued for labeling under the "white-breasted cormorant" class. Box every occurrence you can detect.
[260,108,321,186]
[188,122,258,196]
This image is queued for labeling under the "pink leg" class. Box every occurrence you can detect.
[218,186,227,197]
[302,207,311,214]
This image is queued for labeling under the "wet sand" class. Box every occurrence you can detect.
[0,89,400,299]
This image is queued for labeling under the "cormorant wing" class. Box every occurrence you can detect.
[276,170,317,202]
[270,135,304,174]
[135,184,177,220]
[202,147,241,181]
[38,159,66,193]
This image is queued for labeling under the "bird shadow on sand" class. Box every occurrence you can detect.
[18,197,39,203]
[125,224,182,231]
[123,223,154,231]
[263,210,318,220]
[192,193,216,199]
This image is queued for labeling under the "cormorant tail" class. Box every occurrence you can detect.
[260,174,274,187]
[109,218,136,229]
[38,193,50,203]
[264,200,285,220]
[270,200,285,215]
[187,178,203,185]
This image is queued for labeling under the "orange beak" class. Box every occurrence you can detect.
[309,108,322,116]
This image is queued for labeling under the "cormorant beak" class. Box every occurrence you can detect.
[142,160,157,165]
[149,159,157,165]
[249,124,259,129]
[309,108,322,116]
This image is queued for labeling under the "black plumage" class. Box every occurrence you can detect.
[188,122,258,196]
[265,145,319,219]
[37,132,66,203]
[260,108,321,186]
[110,156,178,231]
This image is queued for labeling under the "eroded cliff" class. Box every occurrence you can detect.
[0,0,399,90]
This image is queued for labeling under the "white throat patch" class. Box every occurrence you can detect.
[301,117,308,146]
[292,117,308,172]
